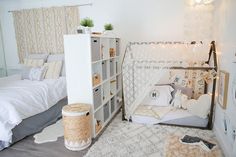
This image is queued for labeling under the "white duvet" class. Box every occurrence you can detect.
[0,77,67,143]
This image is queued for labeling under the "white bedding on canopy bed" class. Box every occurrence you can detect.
[0,77,67,144]
[132,106,208,126]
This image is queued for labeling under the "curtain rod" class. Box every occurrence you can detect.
[8,3,92,13]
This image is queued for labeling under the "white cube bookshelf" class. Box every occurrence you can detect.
[64,34,122,137]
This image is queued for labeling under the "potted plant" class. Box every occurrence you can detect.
[103,23,114,36]
[104,23,113,31]
[80,17,94,34]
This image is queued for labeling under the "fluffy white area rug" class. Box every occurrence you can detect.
[85,113,223,157]
[33,120,64,144]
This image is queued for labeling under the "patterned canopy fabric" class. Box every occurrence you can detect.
[13,6,79,63]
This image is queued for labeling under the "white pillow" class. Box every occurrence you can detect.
[28,67,47,81]
[142,85,174,107]
[24,58,44,67]
[20,65,32,79]
[0,74,22,86]
[47,54,65,76]
[171,90,188,109]
[26,53,49,62]
[44,61,62,79]
[186,94,211,119]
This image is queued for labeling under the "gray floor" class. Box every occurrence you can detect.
[0,111,117,157]
[0,136,91,157]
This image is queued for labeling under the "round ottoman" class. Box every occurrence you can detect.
[62,103,91,151]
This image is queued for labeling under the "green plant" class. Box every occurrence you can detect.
[80,18,94,27]
[104,23,113,31]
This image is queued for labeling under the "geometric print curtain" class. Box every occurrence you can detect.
[13,6,79,63]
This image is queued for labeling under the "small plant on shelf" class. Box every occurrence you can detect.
[80,17,94,27]
[104,23,113,31]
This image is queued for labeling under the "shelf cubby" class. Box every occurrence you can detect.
[116,38,120,56]
[94,107,104,134]
[101,38,110,60]
[116,75,122,91]
[92,62,102,86]
[110,78,116,97]
[110,59,116,77]
[103,102,110,122]
[110,96,116,114]
[102,81,110,103]
[91,37,101,62]
[102,60,109,81]
[109,39,116,57]
[93,85,102,111]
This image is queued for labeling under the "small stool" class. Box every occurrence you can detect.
[62,103,91,151]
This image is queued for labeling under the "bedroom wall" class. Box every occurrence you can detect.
[0,0,185,73]
[0,19,6,77]
[213,0,236,156]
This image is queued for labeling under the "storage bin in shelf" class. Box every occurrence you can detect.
[116,75,122,90]
[91,37,101,62]
[110,96,116,114]
[92,62,102,86]
[116,38,120,56]
[102,60,109,81]
[109,39,116,57]
[102,81,110,103]
[110,78,116,97]
[94,107,104,134]
[110,59,116,77]
[93,86,102,111]
[103,102,110,122]
[101,38,110,60]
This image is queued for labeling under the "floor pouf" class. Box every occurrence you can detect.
[62,103,91,151]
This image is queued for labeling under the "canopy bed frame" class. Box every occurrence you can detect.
[121,41,217,130]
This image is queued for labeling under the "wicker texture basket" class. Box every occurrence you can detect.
[62,103,91,151]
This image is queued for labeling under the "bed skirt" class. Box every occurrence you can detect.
[0,97,68,150]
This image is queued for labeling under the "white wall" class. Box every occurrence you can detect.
[213,0,236,156]
[0,0,185,70]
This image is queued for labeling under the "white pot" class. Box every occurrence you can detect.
[83,27,92,34]
[103,30,115,37]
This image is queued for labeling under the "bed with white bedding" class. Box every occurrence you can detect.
[0,77,67,150]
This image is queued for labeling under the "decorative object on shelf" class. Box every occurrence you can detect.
[80,17,94,34]
[62,103,92,151]
[109,48,115,57]
[92,73,101,86]
[218,70,229,109]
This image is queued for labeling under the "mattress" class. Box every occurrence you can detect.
[132,108,208,127]
[0,98,67,150]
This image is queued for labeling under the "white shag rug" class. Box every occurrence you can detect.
[33,120,64,144]
[85,113,222,157]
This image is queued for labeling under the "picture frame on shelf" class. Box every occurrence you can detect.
[218,70,229,109]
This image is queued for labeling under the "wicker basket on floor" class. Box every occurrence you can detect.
[62,103,91,151]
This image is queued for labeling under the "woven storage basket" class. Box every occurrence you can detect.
[62,103,91,151]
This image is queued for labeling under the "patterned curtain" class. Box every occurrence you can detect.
[13,6,79,63]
